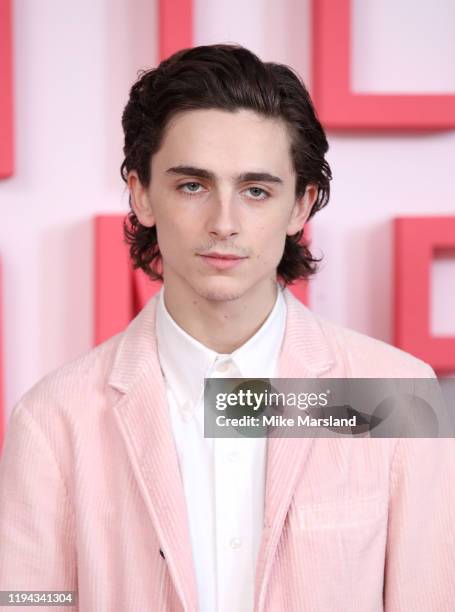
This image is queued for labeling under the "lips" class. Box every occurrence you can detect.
[199,253,247,270]
[200,253,245,260]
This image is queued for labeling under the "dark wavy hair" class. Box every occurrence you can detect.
[120,43,332,285]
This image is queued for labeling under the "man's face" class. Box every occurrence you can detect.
[129,108,316,303]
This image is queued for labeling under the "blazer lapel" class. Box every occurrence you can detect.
[255,289,345,612]
[108,294,199,612]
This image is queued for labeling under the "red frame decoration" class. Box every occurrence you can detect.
[0,0,14,177]
[394,217,455,374]
[311,0,455,129]
[158,0,193,60]
[94,215,161,346]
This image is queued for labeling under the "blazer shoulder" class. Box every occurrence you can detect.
[3,332,129,486]
[16,331,125,417]
[314,314,435,378]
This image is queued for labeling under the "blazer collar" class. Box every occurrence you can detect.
[108,287,337,393]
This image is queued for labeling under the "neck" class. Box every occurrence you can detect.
[162,275,279,354]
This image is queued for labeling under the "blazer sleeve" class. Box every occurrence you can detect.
[0,400,78,610]
[384,371,455,610]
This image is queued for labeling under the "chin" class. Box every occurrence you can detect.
[193,277,247,302]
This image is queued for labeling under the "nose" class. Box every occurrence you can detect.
[206,189,240,240]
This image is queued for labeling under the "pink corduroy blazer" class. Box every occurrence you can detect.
[1,288,455,611]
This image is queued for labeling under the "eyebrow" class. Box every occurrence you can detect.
[165,165,284,185]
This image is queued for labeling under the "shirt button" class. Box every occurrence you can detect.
[229,537,242,549]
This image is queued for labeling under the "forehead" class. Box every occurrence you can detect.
[153,108,295,177]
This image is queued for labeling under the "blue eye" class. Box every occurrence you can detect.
[246,187,269,200]
[178,182,203,194]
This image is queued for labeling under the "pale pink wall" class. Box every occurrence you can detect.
[1,0,454,419]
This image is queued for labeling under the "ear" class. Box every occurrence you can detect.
[127,171,155,227]
[286,183,318,236]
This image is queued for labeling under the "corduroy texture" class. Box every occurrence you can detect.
[0,288,454,611]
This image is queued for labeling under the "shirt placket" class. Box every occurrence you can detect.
[210,358,255,612]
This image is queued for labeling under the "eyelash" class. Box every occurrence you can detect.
[177,181,270,200]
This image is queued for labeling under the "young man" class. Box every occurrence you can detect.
[0,44,454,612]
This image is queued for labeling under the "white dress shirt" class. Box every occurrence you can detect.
[155,282,287,612]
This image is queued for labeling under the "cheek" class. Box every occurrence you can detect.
[255,208,290,236]
[256,218,288,245]
[154,215,196,270]
[254,225,287,264]
[155,212,188,246]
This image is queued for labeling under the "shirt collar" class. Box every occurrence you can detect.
[155,282,287,417]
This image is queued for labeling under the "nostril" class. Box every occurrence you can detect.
[159,548,165,559]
